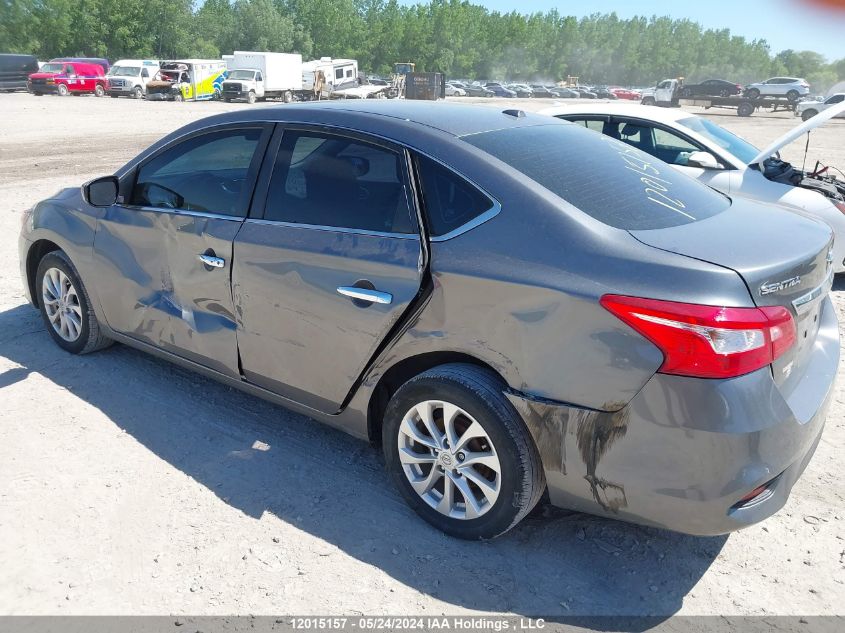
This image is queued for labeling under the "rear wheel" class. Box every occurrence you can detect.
[737,101,755,117]
[719,88,731,97]
[802,109,818,121]
[56,84,69,97]
[282,90,293,103]
[382,364,545,540]
[94,84,105,97]
[35,251,112,355]
[786,89,800,103]
[745,87,760,100]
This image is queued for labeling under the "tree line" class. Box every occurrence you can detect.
[2,0,843,90]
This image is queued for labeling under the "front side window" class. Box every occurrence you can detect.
[264,131,415,234]
[131,127,263,217]
[678,116,758,164]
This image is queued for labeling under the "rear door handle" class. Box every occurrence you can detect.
[198,254,225,268]
[337,286,393,305]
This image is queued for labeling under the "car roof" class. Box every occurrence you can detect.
[538,102,694,125]
[200,101,556,139]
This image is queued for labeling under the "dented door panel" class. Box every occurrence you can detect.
[93,208,242,378]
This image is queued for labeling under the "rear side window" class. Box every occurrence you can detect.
[463,124,729,230]
[264,130,415,234]
[415,156,495,237]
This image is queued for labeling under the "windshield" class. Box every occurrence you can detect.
[678,116,760,164]
[227,69,255,80]
[39,63,64,73]
[463,124,729,230]
[108,66,140,77]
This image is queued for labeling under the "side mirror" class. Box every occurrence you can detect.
[686,151,722,170]
[83,175,119,207]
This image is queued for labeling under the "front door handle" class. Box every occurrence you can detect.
[198,253,225,269]
[337,286,393,305]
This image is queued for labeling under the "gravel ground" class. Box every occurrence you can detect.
[0,92,843,617]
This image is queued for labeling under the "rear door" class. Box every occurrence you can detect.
[233,126,423,413]
[93,124,271,377]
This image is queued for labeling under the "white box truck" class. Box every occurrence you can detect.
[221,51,303,103]
[105,59,160,99]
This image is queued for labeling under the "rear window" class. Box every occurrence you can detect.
[463,124,729,230]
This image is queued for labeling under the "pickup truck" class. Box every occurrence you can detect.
[796,94,845,121]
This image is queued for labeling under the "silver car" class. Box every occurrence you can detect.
[745,77,810,101]
[19,102,838,539]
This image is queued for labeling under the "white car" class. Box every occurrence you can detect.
[796,93,845,121]
[445,82,466,97]
[745,77,810,102]
[539,101,845,273]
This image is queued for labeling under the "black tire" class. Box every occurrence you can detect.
[247,90,256,104]
[786,90,800,103]
[109,93,119,98]
[222,95,231,103]
[382,363,545,540]
[57,84,69,97]
[94,84,105,97]
[802,109,818,121]
[737,101,755,117]
[283,90,293,103]
[35,251,112,355]
[745,88,760,100]
[642,97,655,106]
[132,85,143,99]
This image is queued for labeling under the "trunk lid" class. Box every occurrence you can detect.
[630,198,834,393]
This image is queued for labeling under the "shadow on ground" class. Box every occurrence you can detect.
[0,303,727,621]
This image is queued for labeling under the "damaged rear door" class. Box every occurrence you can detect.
[92,124,272,378]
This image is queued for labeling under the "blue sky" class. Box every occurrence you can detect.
[400,0,845,61]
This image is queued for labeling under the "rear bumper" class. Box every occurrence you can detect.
[507,295,839,535]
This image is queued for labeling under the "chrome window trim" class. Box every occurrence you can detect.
[429,204,502,242]
[118,205,245,222]
[243,218,420,240]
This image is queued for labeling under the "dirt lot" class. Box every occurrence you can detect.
[0,92,843,617]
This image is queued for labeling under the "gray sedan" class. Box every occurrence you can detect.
[19,102,838,539]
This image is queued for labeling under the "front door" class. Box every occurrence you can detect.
[92,124,271,377]
[233,127,423,413]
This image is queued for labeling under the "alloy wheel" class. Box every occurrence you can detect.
[397,400,502,520]
[41,267,83,342]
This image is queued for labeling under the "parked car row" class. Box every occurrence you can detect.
[19,100,841,541]
[443,79,640,100]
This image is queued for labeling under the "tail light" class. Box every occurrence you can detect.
[600,295,796,379]
[835,201,845,215]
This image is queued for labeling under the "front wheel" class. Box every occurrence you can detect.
[94,84,105,97]
[35,251,112,355]
[132,86,143,99]
[802,109,818,121]
[247,90,257,104]
[56,84,69,97]
[642,97,655,106]
[382,364,545,540]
